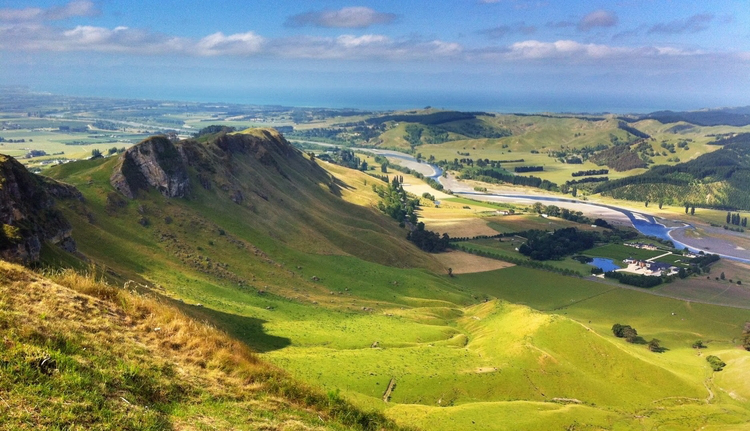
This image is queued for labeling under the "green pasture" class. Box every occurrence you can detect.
[39,144,750,431]
[584,243,666,261]
[458,239,592,274]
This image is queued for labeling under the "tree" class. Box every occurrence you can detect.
[90,148,103,159]
[447,267,453,277]
[706,355,726,371]
[612,323,638,342]
[720,272,726,280]
[690,206,695,216]
[658,201,663,209]
[360,161,368,171]
[727,212,732,224]
[647,338,662,352]
[381,163,388,173]
[623,327,639,343]
[692,340,705,349]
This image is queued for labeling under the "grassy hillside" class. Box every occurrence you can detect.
[595,133,750,209]
[0,261,403,430]
[15,127,750,430]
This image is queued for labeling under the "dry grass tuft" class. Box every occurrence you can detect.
[0,261,404,430]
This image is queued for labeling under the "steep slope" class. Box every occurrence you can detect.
[0,154,80,263]
[49,128,441,270]
[0,260,402,430]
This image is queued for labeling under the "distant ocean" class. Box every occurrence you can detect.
[42,84,727,114]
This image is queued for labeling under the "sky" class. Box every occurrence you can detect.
[1,0,749,112]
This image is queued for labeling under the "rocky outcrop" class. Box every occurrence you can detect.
[0,155,79,263]
[111,130,309,201]
[110,136,190,199]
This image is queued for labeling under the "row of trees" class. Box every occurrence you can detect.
[459,167,558,192]
[612,323,662,352]
[604,271,663,288]
[514,166,544,173]
[727,212,748,227]
[407,222,450,252]
[373,177,419,225]
[572,169,609,177]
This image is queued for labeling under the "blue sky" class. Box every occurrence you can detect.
[1,0,749,111]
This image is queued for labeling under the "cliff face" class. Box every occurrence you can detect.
[0,155,81,263]
[110,136,190,199]
[110,129,322,201]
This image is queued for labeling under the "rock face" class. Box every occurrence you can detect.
[0,155,80,263]
[110,136,190,199]
[110,130,312,202]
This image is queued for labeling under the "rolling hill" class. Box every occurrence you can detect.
[1,127,750,430]
[595,133,750,209]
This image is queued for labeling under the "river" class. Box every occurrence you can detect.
[347,146,750,264]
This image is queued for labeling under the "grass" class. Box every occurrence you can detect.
[457,239,592,275]
[0,261,407,430]
[19,129,750,430]
[583,243,667,261]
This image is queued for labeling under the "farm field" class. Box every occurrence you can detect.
[583,243,667,262]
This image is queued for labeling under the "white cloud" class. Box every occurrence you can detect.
[270,34,461,60]
[504,40,623,59]
[285,7,397,29]
[0,0,98,22]
[195,32,264,56]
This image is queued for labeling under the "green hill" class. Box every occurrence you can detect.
[1,127,750,430]
[595,133,750,209]
[0,260,402,430]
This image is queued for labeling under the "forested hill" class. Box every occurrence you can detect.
[595,133,750,210]
[639,107,750,127]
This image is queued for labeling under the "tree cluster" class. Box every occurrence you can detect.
[572,169,609,177]
[589,145,648,171]
[518,227,597,261]
[460,167,558,191]
[604,271,662,288]
[595,135,750,210]
[407,222,450,253]
[742,322,750,351]
[727,212,748,227]
[373,177,418,225]
[612,324,639,343]
[514,166,544,173]
[706,355,726,372]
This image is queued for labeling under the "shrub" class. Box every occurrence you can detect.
[706,355,726,372]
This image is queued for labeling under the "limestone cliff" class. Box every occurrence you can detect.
[110,136,190,199]
[0,155,81,263]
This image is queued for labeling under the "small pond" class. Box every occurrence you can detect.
[588,257,621,272]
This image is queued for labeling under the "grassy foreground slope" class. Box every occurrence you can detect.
[0,261,404,430]
[30,130,750,430]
